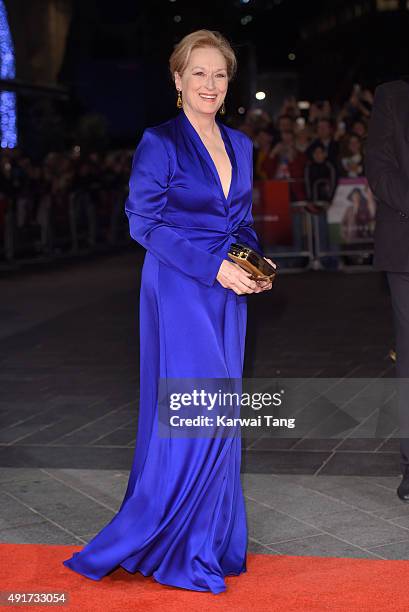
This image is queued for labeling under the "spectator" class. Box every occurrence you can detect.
[261,129,308,264]
[337,85,372,130]
[339,133,364,178]
[295,125,313,153]
[278,96,300,120]
[261,129,307,201]
[29,164,51,252]
[276,114,295,134]
[69,160,97,251]
[304,144,337,205]
[351,119,367,139]
[237,112,258,141]
[304,144,338,269]
[307,118,339,166]
[254,125,275,180]
[308,100,332,125]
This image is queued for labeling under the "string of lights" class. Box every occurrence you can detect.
[0,0,16,148]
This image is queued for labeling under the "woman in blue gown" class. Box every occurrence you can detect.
[63,29,274,595]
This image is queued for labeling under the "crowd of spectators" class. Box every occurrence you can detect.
[0,147,132,259]
[239,84,372,196]
[237,84,374,267]
[0,83,374,264]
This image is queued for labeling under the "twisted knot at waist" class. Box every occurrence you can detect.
[226,226,240,237]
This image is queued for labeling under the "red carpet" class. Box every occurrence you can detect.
[1,544,409,611]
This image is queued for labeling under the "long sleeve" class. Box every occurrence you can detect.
[125,128,225,287]
[365,84,409,216]
[234,137,264,255]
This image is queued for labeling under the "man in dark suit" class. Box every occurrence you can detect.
[365,77,409,502]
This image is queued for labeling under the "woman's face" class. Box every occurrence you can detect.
[174,46,228,117]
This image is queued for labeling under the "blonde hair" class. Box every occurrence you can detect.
[169,29,237,83]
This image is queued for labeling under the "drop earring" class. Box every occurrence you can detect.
[176,89,183,109]
[219,101,226,115]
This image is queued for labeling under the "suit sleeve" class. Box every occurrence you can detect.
[125,128,225,287]
[365,84,409,216]
[234,138,264,255]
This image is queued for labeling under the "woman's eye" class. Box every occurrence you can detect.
[193,72,227,78]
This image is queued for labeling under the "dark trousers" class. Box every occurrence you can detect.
[387,272,409,475]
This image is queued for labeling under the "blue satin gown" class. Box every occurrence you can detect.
[62,108,263,594]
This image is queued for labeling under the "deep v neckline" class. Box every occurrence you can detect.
[180,109,236,205]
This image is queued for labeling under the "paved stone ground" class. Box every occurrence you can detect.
[1,247,409,560]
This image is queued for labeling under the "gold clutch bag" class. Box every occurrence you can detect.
[227,242,277,282]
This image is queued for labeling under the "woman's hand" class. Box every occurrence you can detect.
[216,260,264,295]
[216,258,276,295]
[254,257,276,292]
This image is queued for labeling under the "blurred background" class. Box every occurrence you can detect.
[0,0,408,265]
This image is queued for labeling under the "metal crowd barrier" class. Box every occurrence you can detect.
[309,178,374,272]
[258,177,375,273]
[260,200,315,272]
[309,200,374,272]
[1,176,376,273]
[0,189,131,268]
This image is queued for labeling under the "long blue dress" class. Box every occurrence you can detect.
[62,108,263,594]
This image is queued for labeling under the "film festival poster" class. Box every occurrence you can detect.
[327,177,377,245]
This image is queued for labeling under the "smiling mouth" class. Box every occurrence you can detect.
[199,94,218,102]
